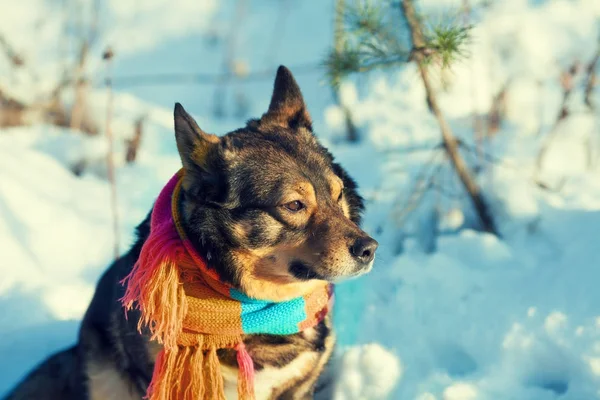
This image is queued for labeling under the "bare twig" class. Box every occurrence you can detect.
[382,143,443,155]
[392,148,443,224]
[332,0,360,142]
[109,62,320,88]
[0,34,24,67]
[488,83,508,135]
[0,89,25,127]
[125,116,145,164]
[584,47,599,110]
[69,0,100,133]
[103,48,120,260]
[402,0,498,235]
[69,41,90,132]
[536,62,579,172]
[458,140,566,192]
[461,0,484,170]
[213,0,247,118]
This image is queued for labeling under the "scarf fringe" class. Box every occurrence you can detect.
[121,216,257,400]
[121,216,187,350]
[147,345,206,400]
[147,344,256,400]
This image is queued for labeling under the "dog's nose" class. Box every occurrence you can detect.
[350,237,378,264]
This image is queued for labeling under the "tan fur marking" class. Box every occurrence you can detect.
[261,219,283,242]
[232,242,327,301]
[190,134,219,168]
[233,222,250,242]
[240,265,325,301]
[340,197,351,218]
[295,182,316,206]
[327,175,344,200]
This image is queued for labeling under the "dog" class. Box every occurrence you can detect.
[4,66,378,400]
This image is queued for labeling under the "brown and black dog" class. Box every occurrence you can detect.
[4,66,378,400]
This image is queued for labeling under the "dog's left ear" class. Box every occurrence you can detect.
[262,65,312,130]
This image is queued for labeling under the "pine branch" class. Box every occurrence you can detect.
[401,0,498,235]
[325,1,471,85]
[423,22,472,68]
[325,0,410,83]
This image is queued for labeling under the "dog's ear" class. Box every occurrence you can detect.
[262,65,312,130]
[174,102,220,172]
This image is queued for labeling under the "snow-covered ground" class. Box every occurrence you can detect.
[2,0,600,399]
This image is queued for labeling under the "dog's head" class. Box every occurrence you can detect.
[174,66,377,301]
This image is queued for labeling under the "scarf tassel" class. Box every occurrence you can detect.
[121,216,187,350]
[146,343,255,400]
[236,342,255,400]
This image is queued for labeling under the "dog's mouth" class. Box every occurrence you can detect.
[289,260,326,281]
[288,259,374,283]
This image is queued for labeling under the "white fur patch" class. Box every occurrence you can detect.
[222,351,318,400]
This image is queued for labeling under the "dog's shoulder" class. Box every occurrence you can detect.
[79,212,156,399]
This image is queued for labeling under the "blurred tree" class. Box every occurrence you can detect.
[325,0,498,235]
[0,0,100,134]
[331,0,360,142]
[212,0,247,119]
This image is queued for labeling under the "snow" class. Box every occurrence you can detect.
[334,344,402,400]
[443,383,478,400]
[2,0,600,399]
[105,0,218,54]
[0,0,218,103]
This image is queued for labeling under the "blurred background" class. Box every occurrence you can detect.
[1,0,599,398]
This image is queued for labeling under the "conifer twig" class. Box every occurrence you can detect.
[401,0,498,235]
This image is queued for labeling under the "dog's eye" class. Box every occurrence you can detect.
[283,200,304,212]
[337,189,344,202]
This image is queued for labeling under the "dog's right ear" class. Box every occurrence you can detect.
[261,66,312,130]
[173,102,220,172]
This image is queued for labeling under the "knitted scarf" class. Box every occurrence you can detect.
[121,170,333,400]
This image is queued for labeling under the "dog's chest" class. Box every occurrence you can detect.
[221,350,318,400]
[217,323,333,399]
